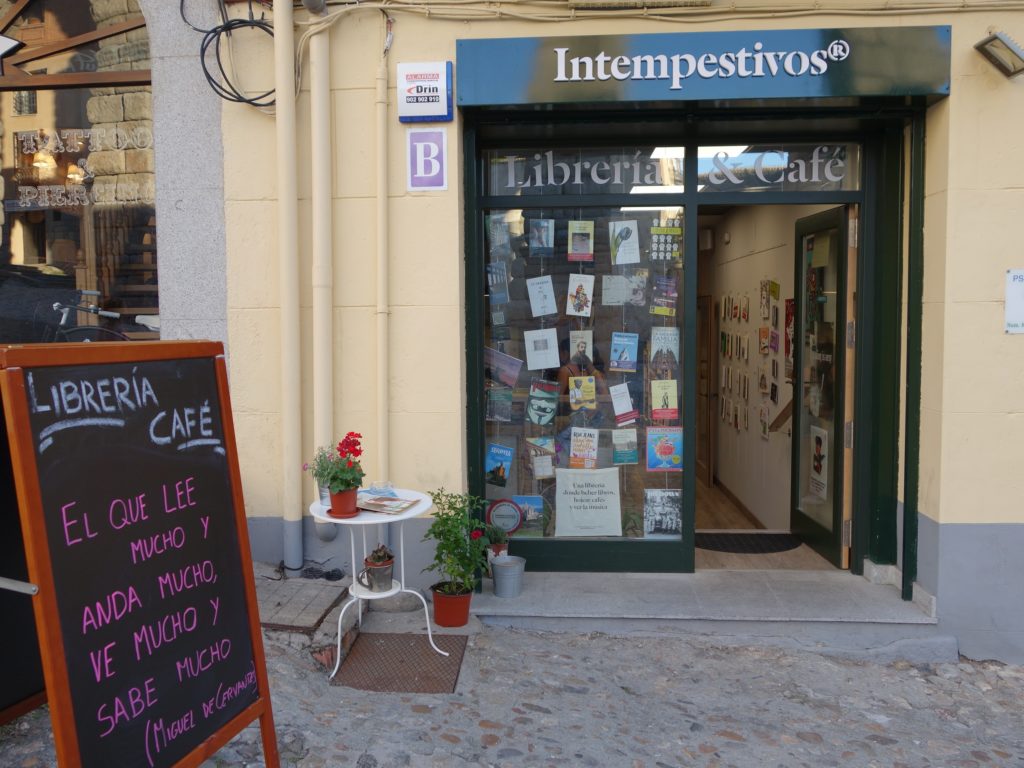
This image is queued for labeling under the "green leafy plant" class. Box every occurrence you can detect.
[304,432,365,492]
[366,543,394,564]
[484,523,508,547]
[423,488,487,595]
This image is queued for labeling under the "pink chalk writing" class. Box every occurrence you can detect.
[162,476,197,514]
[132,607,199,661]
[129,525,186,564]
[96,676,158,738]
[82,585,142,634]
[62,501,98,546]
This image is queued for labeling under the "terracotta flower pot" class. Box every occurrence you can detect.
[328,488,358,518]
[431,583,472,627]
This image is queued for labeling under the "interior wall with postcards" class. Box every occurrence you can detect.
[710,204,830,530]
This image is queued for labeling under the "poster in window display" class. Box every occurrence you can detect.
[523,328,560,370]
[609,332,639,373]
[646,427,683,472]
[526,275,558,317]
[554,467,622,537]
[568,427,599,469]
[567,220,595,262]
[486,261,509,305]
[809,425,829,500]
[644,489,682,539]
[525,379,559,426]
[511,495,546,537]
[485,443,514,487]
[566,273,595,317]
[528,218,554,258]
[609,220,641,265]
[484,346,523,387]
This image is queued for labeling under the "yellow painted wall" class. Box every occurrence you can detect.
[219,7,1024,528]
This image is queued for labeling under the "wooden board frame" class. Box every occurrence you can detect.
[0,341,279,768]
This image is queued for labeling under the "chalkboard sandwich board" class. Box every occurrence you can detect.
[0,341,279,768]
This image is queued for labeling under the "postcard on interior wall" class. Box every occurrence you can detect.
[770,280,780,300]
[770,382,779,404]
[743,404,750,430]
[609,382,639,426]
[569,330,593,366]
[771,303,780,329]
[487,214,511,259]
[566,273,595,317]
[567,220,595,262]
[609,220,641,265]
[771,358,779,381]
[612,428,639,464]
[486,261,509,306]
[742,295,750,322]
[485,386,513,423]
[512,495,545,537]
[524,328,560,370]
[721,298,728,321]
[759,405,770,440]
[758,326,770,354]
[646,427,683,472]
[650,224,683,263]
[758,365,770,394]
[650,276,678,317]
[769,329,780,353]
[484,346,524,387]
[732,296,739,320]
[785,298,795,379]
[643,488,682,539]
[568,375,597,412]
[555,467,622,537]
[650,379,679,421]
[524,435,556,478]
[760,280,771,320]
[528,218,554,258]
[485,443,514,487]
[526,275,558,318]
[809,425,829,500]
[608,332,638,373]
[568,427,599,469]
[525,379,559,426]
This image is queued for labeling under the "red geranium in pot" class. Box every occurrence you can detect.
[306,432,365,518]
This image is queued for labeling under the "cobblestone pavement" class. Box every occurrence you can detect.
[3,627,1023,767]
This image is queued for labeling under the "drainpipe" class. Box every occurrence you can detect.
[375,22,392,480]
[274,0,303,572]
[310,21,338,542]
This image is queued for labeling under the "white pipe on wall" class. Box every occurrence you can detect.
[274,0,304,571]
[310,25,338,542]
[375,50,390,480]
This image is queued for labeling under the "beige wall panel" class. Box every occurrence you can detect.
[334,88,378,199]
[921,188,948,306]
[233,412,282,518]
[940,410,1024,525]
[919,301,946,415]
[223,105,277,202]
[917,404,943,523]
[942,301,1024,415]
[226,200,278,309]
[389,306,463,414]
[227,308,283,414]
[389,411,466,494]
[325,12,389,90]
[389,196,461,308]
[945,189,1024,303]
[332,197,377,307]
[333,306,378,416]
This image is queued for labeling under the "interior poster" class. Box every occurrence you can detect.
[554,467,622,537]
[809,425,829,500]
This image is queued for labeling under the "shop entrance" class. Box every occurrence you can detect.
[696,204,857,570]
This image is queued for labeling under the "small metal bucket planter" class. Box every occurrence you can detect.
[357,544,395,592]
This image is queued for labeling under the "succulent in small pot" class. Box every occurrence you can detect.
[357,543,395,593]
[485,523,509,557]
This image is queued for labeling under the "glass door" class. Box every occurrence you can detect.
[791,206,856,567]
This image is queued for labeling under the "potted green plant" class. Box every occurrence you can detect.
[305,432,365,518]
[356,543,395,593]
[484,523,509,558]
[304,445,335,505]
[423,488,487,627]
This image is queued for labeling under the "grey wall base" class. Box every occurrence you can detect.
[247,515,438,593]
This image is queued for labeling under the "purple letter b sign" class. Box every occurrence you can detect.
[407,129,447,191]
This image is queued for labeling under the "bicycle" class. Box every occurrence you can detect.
[34,290,132,342]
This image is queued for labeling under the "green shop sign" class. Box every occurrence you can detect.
[456,26,950,106]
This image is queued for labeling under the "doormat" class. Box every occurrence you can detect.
[695,532,801,554]
[331,633,468,694]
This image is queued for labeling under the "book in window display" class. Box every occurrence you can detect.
[649,220,682,264]
[567,220,594,262]
[485,443,514,487]
[568,375,597,411]
[485,385,512,423]
[646,427,683,472]
[643,489,682,539]
[527,274,558,317]
[512,495,546,537]
[649,326,679,381]
[650,379,679,420]
[568,427,599,469]
[525,378,559,426]
[609,331,639,373]
[601,268,648,307]
[524,327,560,370]
[569,329,593,367]
[486,261,510,305]
[566,273,595,317]
[523,435,556,479]
[488,214,512,259]
[650,276,678,317]
[609,220,641,265]
[612,428,639,465]
[528,218,554,258]
[484,346,524,387]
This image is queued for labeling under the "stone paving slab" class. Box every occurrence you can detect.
[254,562,347,632]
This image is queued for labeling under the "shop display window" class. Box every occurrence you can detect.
[481,204,684,542]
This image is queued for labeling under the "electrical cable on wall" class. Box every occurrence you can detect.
[180,0,276,109]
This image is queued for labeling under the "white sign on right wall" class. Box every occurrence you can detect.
[1005,269,1024,334]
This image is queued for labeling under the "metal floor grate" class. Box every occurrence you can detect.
[331,633,468,694]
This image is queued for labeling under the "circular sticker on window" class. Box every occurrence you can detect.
[486,499,523,533]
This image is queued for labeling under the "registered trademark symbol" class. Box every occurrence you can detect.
[827,40,850,61]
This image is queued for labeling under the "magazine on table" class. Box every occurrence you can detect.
[357,494,420,515]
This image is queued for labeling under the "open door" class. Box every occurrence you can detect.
[695,294,713,487]
[791,206,857,568]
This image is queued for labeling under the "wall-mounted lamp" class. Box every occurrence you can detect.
[32,150,56,171]
[975,31,1024,79]
[66,164,85,184]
